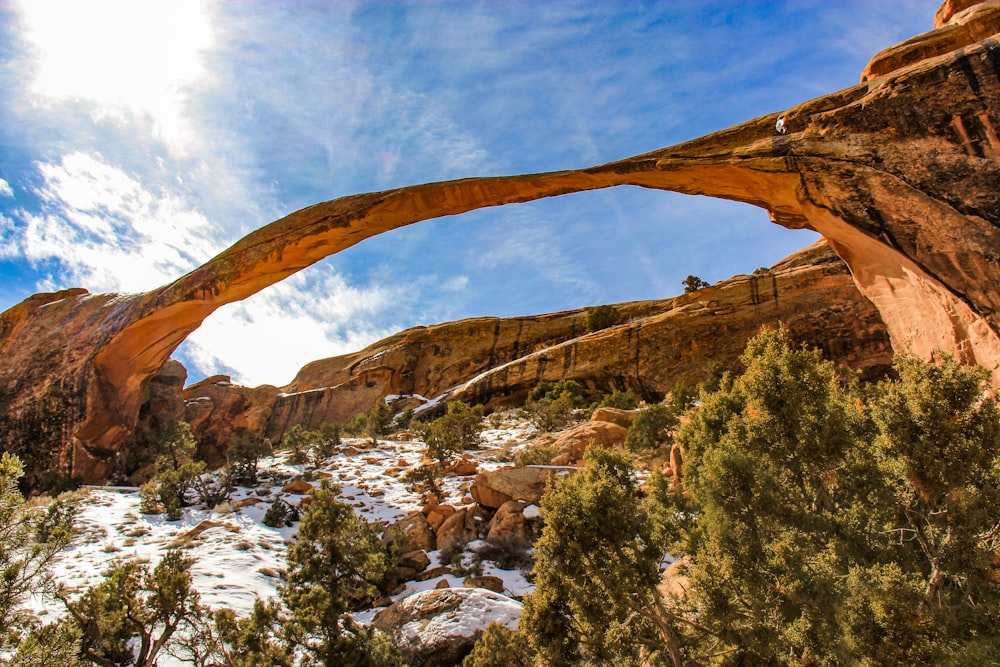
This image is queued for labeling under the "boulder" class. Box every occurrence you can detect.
[446,457,478,477]
[669,442,684,495]
[590,407,637,428]
[464,575,505,593]
[659,556,691,600]
[426,504,456,531]
[281,479,314,495]
[416,565,454,582]
[400,549,431,573]
[372,587,522,667]
[470,466,555,509]
[486,500,535,546]
[387,511,436,553]
[549,420,628,465]
[436,509,482,553]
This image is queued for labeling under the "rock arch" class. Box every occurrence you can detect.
[2,3,1000,483]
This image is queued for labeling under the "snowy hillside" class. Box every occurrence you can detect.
[33,418,541,664]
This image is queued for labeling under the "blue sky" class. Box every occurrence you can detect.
[0,0,939,386]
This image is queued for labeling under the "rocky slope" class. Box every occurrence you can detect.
[1,1,998,485]
[177,240,890,460]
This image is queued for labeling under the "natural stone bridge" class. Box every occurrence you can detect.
[2,0,999,483]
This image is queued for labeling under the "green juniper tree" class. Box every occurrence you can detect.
[0,453,81,663]
[281,481,402,666]
[522,447,690,666]
[364,402,394,445]
[584,304,622,333]
[624,403,679,454]
[677,327,871,663]
[417,400,485,464]
[485,328,1000,665]
[59,550,205,667]
[676,328,1000,665]
[226,428,272,485]
[523,380,589,432]
[173,598,292,667]
[282,424,318,465]
[462,622,532,667]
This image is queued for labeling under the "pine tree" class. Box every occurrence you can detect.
[676,328,1000,664]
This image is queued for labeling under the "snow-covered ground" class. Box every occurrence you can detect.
[35,417,541,651]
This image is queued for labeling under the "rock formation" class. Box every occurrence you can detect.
[182,240,891,455]
[372,587,522,667]
[2,1,998,485]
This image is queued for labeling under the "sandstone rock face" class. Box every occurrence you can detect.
[388,512,437,553]
[863,1,1000,82]
[178,241,894,460]
[183,377,278,466]
[2,2,998,484]
[264,299,675,439]
[463,575,505,594]
[452,242,893,409]
[372,587,522,667]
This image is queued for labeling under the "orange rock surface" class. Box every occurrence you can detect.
[2,1,998,484]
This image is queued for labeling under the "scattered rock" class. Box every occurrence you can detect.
[436,509,481,553]
[400,549,431,572]
[172,520,225,548]
[281,479,313,494]
[670,442,684,495]
[446,457,478,477]
[417,565,455,582]
[486,500,536,545]
[659,556,691,600]
[426,504,456,531]
[372,587,522,667]
[463,575,505,593]
[549,420,628,465]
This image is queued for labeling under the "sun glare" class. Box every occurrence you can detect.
[20,0,213,150]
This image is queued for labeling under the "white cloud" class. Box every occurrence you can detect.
[0,179,12,198]
[19,0,213,154]
[181,270,407,387]
[17,152,223,292]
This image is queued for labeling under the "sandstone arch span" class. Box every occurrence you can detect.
[2,2,1000,484]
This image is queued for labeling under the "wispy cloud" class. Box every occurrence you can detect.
[9,152,221,292]
[0,179,12,198]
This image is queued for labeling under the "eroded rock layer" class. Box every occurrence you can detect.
[1,1,998,484]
